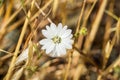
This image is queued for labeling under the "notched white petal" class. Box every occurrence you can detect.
[50,23,56,30]
[49,49,56,57]
[63,25,67,30]
[62,41,72,49]
[58,44,66,56]
[61,29,72,38]
[57,23,63,34]
[68,34,73,39]
[41,40,53,50]
[46,25,50,30]
[56,44,61,57]
[58,23,62,29]
[42,30,48,37]
[46,43,55,53]
[39,39,48,45]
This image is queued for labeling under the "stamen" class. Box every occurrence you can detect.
[52,36,61,44]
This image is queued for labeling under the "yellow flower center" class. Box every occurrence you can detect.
[52,36,61,44]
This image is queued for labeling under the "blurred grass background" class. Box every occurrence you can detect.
[0,0,120,80]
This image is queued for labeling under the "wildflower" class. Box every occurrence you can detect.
[39,23,73,57]
[15,48,29,65]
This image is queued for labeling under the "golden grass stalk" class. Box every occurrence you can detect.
[7,17,25,33]
[0,49,13,62]
[35,1,53,23]
[102,0,114,69]
[0,7,22,40]
[30,0,53,22]
[76,0,97,49]
[97,18,120,80]
[52,0,59,17]
[83,0,108,53]
[73,64,87,80]
[64,51,72,80]
[0,4,5,19]
[75,0,86,37]
[11,67,24,80]
[75,0,86,49]
[4,0,35,80]
[3,0,13,22]
[105,10,119,21]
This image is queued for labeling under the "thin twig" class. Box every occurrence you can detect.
[3,0,13,21]
[35,1,53,23]
[76,0,97,49]
[64,50,72,80]
[30,0,53,22]
[103,18,120,75]
[102,0,115,69]
[97,18,120,80]
[83,0,108,53]
[0,49,12,54]
[105,10,119,21]
[75,0,86,36]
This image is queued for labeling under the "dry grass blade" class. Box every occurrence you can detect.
[52,0,59,17]
[0,49,13,61]
[11,67,24,80]
[75,0,86,49]
[102,0,115,69]
[35,1,53,23]
[0,7,22,40]
[98,18,120,80]
[0,4,4,17]
[30,0,53,22]
[73,64,87,80]
[76,0,97,49]
[4,0,35,80]
[105,10,119,21]
[1,0,120,80]
[75,0,86,37]
[64,51,72,80]
[7,17,25,33]
[3,0,13,21]
[83,0,108,53]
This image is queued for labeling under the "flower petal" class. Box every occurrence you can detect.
[49,46,57,57]
[41,39,53,50]
[59,26,68,36]
[41,30,52,38]
[62,41,72,49]
[61,29,72,38]
[49,23,58,36]
[56,44,61,57]
[58,23,63,28]
[63,25,67,30]
[39,39,49,45]
[58,43,66,56]
[46,25,50,30]
[46,42,55,53]
[57,23,63,35]
[67,34,73,39]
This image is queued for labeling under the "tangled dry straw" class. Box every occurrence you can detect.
[0,0,120,80]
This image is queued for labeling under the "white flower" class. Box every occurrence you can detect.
[15,48,29,65]
[39,23,73,57]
